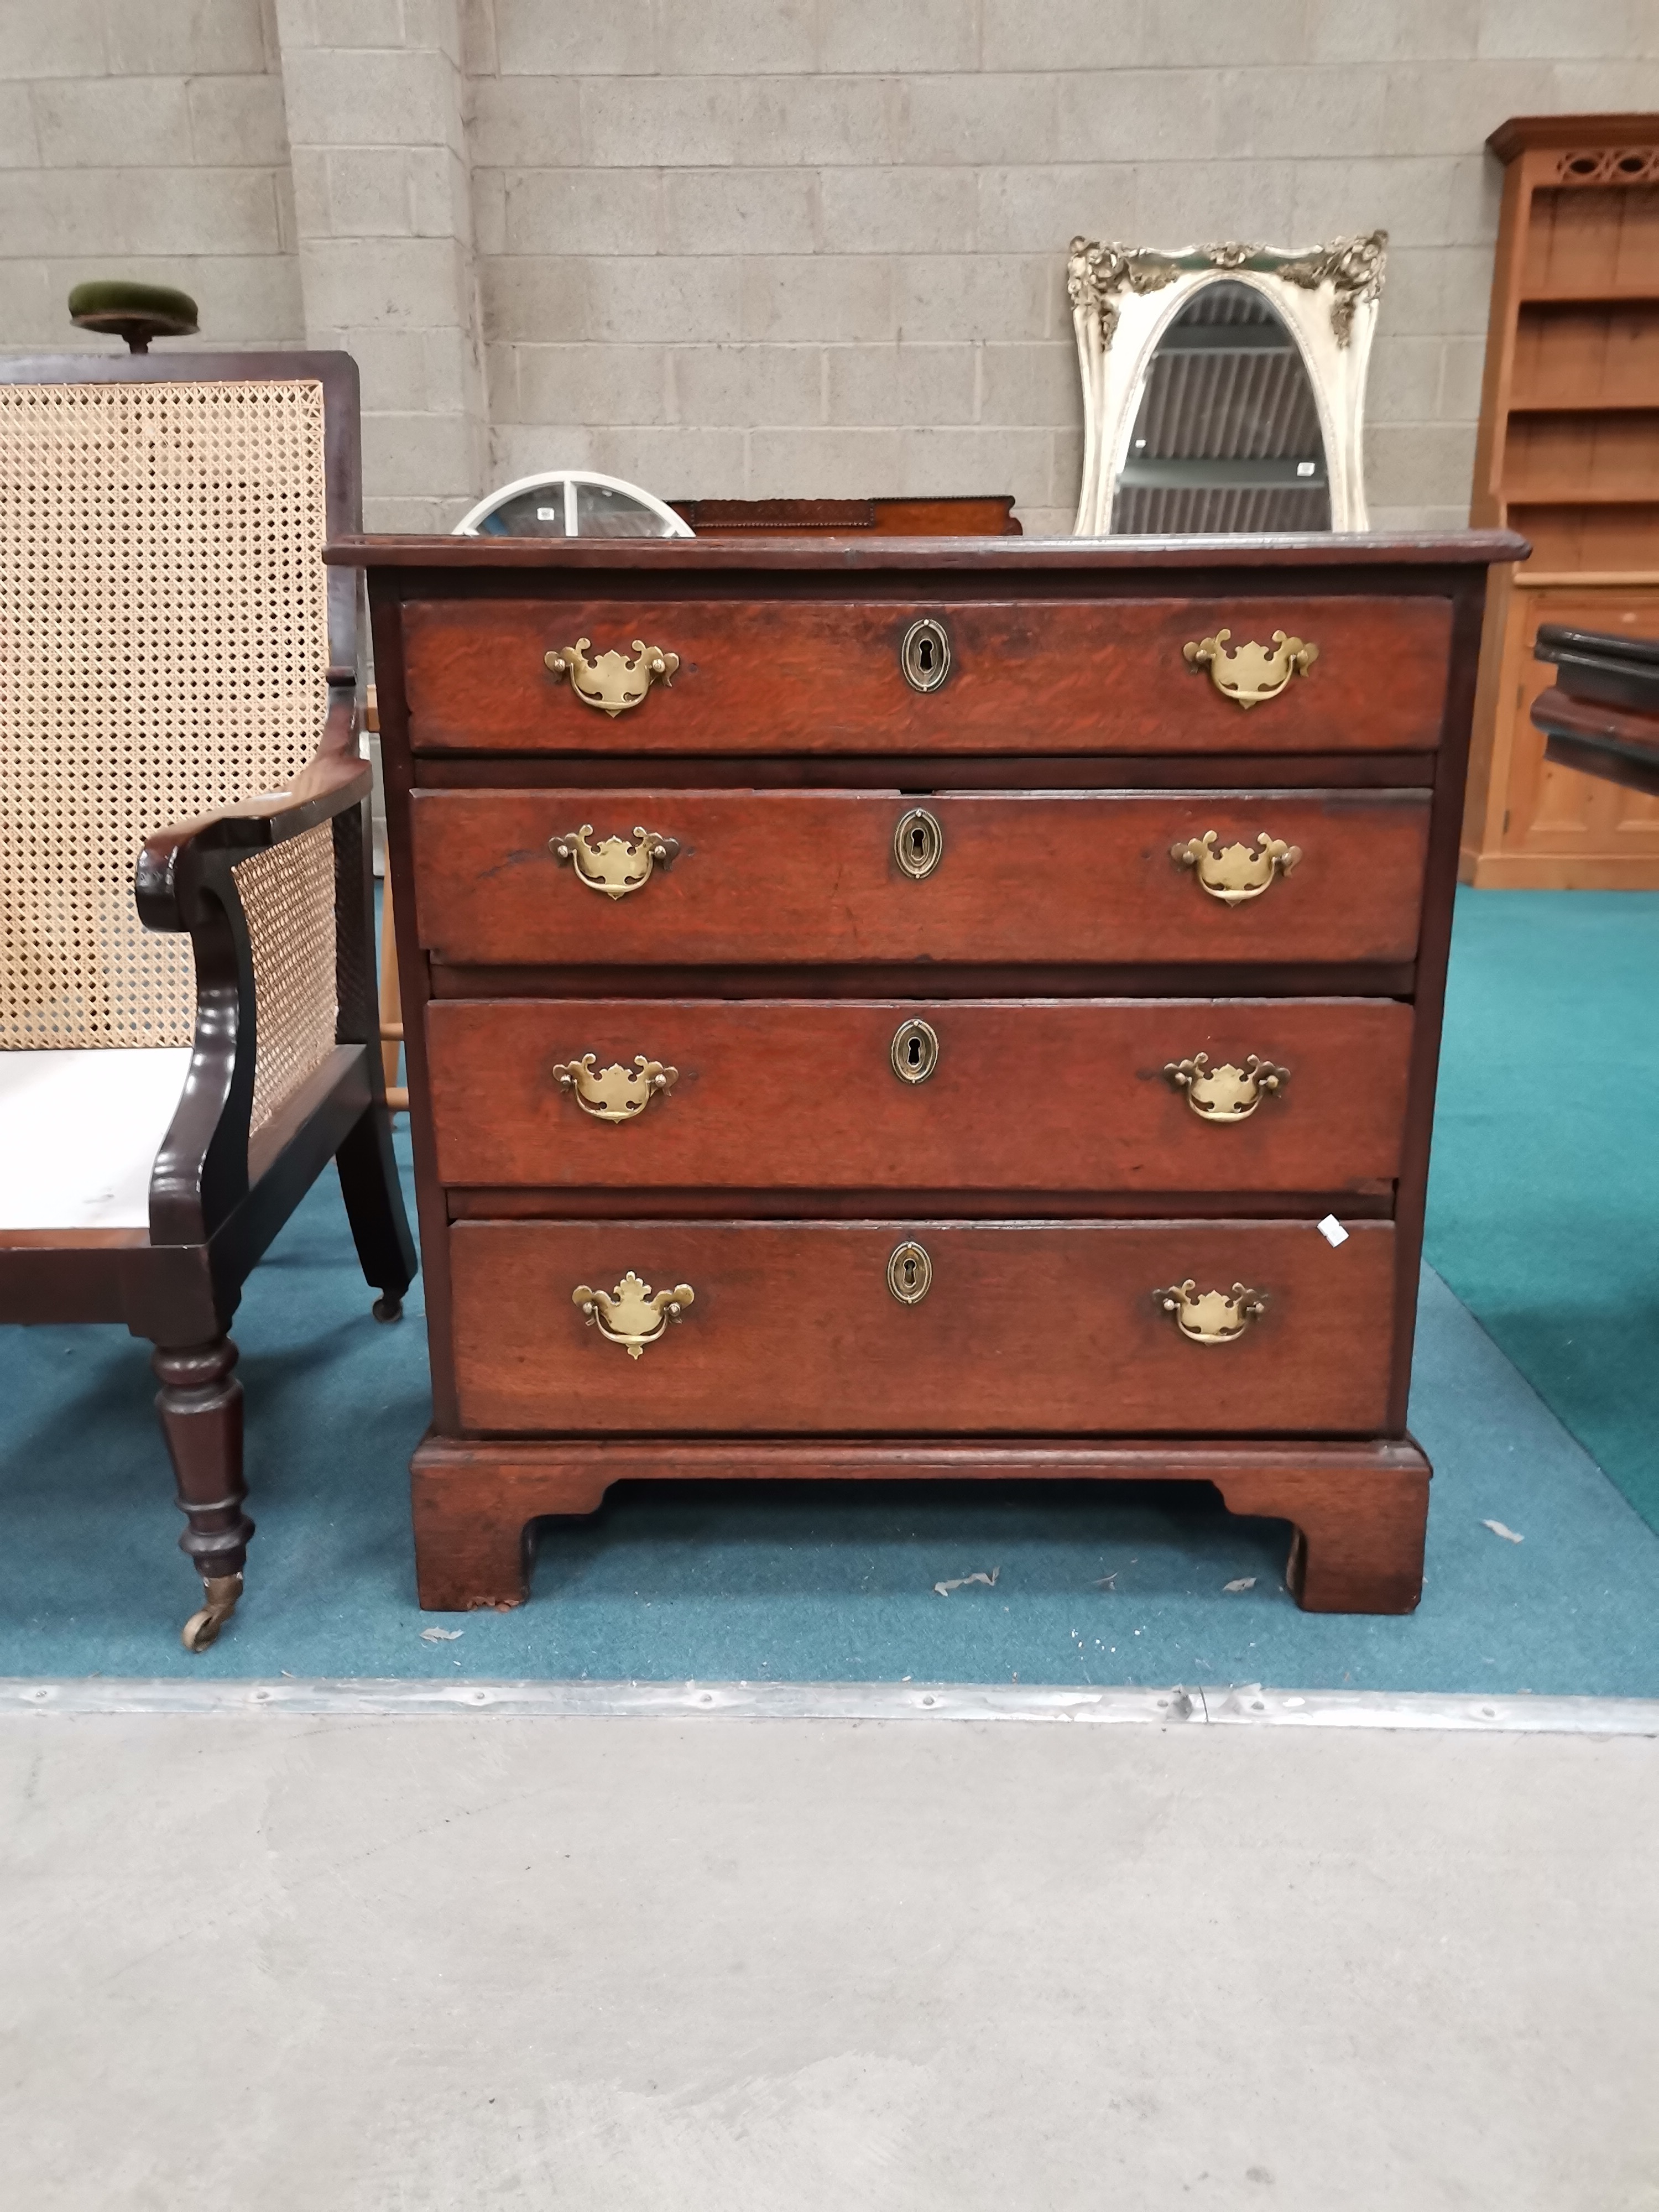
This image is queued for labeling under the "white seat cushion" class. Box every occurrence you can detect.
[0,1048,193,1231]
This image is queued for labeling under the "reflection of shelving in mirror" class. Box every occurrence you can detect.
[1113,282,1330,535]
[1463,115,1659,888]
[1067,233,1383,538]
[453,469,693,540]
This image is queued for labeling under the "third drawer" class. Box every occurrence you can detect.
[426,998,1415,1194]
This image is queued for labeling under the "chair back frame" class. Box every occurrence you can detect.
[0,348,399,1320]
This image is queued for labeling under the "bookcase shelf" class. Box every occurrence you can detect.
[1463,115,1659,889]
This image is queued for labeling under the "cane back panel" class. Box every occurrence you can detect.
[0,378,336,1126]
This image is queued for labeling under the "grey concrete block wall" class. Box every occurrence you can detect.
[275,0,489,531]
[0,0,301,351]
[3,0,1659,532]
[472,1,1659,535]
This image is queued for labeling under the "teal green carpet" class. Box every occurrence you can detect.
[1,1145,1657,1692]
[1426,888,1659,1535]
[2,885,1658,1689]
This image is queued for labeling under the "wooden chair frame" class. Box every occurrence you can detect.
[0,349,416,1648]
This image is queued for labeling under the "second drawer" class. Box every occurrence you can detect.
[426,998,1415,1194]
[410,789,1432,969]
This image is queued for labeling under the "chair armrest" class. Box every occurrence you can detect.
[135,697,369,931]
[139,693,373,1244]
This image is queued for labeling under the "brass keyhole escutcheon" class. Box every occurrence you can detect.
[900,616,952,693]
[887,1241,932,1305]
[890,1018,940,1085]
[893,806,943,880]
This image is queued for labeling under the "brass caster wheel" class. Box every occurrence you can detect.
[181,1573,243,1653]
[373,1294,403,1323]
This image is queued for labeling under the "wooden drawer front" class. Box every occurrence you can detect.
[427,999,1414,1194]
[400,596,1452,757]
[450,1219,1396,1436]
[411,790,1431,968]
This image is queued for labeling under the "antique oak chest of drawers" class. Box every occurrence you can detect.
[338,531,1521,1614]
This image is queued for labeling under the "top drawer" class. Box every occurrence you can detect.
[399,595,1454,757]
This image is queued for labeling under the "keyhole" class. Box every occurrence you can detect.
[890,1016,938,1084]
[893,807,943,880]
[886,1240,932,1303]
[900,616,951,693]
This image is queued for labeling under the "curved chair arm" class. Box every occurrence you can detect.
[136,696,374,1245]
[135,700,368,930]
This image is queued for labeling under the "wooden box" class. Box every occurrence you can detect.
[336,530,1519,1615]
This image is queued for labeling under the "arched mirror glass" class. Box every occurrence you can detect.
[1113,281,1329,534]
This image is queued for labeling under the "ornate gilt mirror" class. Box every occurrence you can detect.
[1068,234,1386,536]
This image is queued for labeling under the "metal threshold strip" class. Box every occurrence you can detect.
[4,1679,1656,1735]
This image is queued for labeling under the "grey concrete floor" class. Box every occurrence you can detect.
[2,1715,1656,2210]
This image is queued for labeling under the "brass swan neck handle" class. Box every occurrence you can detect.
[1184,628,1317,709]
[1172,830,1301,904]
[545,638,680,716]
[1165,1053,1288,1121]
[1157,1280,1266,1344]
[551,823,680,900]
[573,1272,695,1358]
[556,1055,678,1123]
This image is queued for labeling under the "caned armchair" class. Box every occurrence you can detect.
[0,341,416,1649]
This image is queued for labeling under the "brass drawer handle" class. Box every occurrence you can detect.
[573,1271,695,1358]
[1165,1052,1287,1121]
[1157,1280,1266,1345]
[1183,628,1317,709]
[556,1054,678,1123]
[551,823,679,900]
[545,638,680,716]
[887,1241,932,1303]
[1172,830,1301,904]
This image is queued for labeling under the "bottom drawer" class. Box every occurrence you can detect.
[450,1219,1396,1436]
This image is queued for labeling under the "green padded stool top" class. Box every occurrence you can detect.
[68,281,199,353]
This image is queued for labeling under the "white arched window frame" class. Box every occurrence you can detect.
[453,468,693,538]
[1068,233,1386,536]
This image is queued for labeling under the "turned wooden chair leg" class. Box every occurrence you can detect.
[335,1102,418,1322]
[153,1336,253,1652]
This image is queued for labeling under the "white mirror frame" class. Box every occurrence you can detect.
[1067,232,1387,538]
[452,468,694,538]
